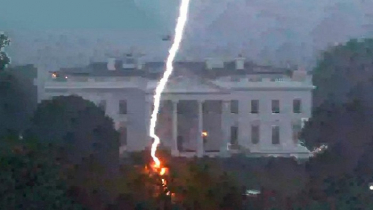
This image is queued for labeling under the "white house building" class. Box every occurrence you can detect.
[36,55,314,158]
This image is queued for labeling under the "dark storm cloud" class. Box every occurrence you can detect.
[1,0,372,69]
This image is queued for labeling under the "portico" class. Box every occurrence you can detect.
[146,75,231,157]
[147,98,232,158]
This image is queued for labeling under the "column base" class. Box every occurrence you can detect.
[196,149,204,158]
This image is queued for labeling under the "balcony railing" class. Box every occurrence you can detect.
[44,79,141,89]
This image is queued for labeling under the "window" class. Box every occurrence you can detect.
[272,125,280,145]
[230,126,238,145]
[251,100,259,113]
[98,100,106,112]
[272,100,280,113]
[119,126,127,146]
[119,100,127,114]
[230,100,238,114]
[292,123,302,144]
[293,99,302,113]
[251,125,260,144]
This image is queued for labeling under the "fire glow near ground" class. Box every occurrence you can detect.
[148,0,191,185]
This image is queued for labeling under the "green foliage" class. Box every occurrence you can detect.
[167,158,242,210]
[27,95,120,168]
[0,137,85,210]
[0,33,11,71]
[107,155,243,210]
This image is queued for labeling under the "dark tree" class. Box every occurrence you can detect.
[312,38,373,107]
[167,158,242,210]
[7,64,38,112]
[0,137,85,210]
[0,72,31,139]
[27,95,120,171]
[0,33,11,71]
[303,38,373,150]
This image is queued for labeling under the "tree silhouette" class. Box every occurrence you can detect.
[0,33,11,71]
[27,95,120,172]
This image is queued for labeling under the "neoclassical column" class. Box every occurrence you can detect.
[220,100,230,157]
[197,100,204,157]
[171,100,179,156]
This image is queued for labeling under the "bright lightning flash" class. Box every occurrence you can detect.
[149,0,191,168]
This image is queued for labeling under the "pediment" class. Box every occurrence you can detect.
[162,75,229,94]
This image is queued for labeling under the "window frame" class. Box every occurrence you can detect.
[230,100,239,114]
[250,100,259,114]
[251,124,260,144]
[293,99,302,113]
[271,100,280,114]
[271,125,280,145]
[230,126,238,145]
[119,100,127,114]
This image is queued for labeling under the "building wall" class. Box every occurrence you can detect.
[111,88,148,151]
[230,89,311,152]
[40,74,313,155]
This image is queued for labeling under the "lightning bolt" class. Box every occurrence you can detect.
[149,0,191,168]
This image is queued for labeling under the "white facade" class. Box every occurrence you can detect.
[36,58,314,158]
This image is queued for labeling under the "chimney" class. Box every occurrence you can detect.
[235,54,245,70]
[107,58,116,71]
[136,59,143,70]
[122,54,136,69]
[135,51,145,70]
[206,58,224,69]
[292,67,307,81]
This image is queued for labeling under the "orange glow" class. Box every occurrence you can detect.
[148,161,170,197]
[51,73,57,78]
[202,131,208,137]
[149,161,171,195]
[160,167,167,176]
